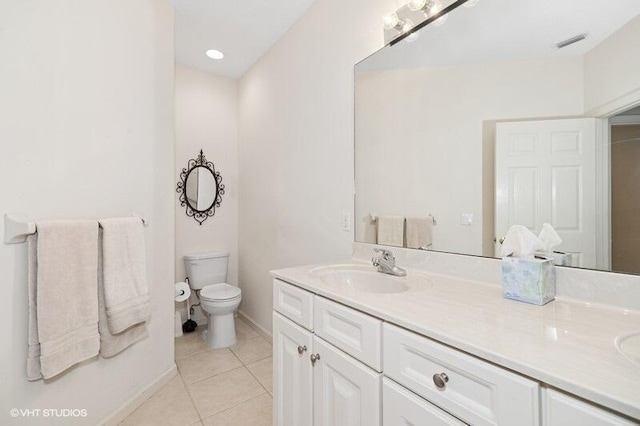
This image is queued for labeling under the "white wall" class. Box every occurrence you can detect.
[355,57,584,256]
[238,0,395,332]
[584,15,640,115]
[0,1,175,425]
[174,65,238,323]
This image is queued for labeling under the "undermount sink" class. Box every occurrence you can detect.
[308,264,430,294]
[616,332,640,366]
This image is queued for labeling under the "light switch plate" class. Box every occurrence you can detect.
[460,213,473,226]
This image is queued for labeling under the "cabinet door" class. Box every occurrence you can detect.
[543,388,638,426]
[383,378,467,426]
[273,312,313,426]
[313,336,381,426]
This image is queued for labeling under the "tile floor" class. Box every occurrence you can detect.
[121,317,273,426]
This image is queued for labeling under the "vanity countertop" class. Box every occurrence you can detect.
[271,261,640,420]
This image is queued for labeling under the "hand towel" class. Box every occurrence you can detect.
[26,235,41,381]
[34,221,100,380]
[405,216,434,249]
[99,218,150,334]
[97,231,147,357]
[377,215,405,247]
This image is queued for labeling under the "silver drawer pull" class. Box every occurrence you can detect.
[433,372,449,389]
[297,345,307,355]
[310,353,321,364]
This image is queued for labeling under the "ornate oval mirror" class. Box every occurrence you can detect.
[176,150,224,225]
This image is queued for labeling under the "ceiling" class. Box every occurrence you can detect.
[358,0,640,72]
[169,0,316,79]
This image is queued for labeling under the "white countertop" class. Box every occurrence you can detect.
[271,260,640,420]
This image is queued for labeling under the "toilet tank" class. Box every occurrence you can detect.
[183,251,229,290]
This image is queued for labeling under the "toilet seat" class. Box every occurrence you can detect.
[200,283,241,301]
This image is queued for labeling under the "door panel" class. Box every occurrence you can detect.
[313,336,381,426]
[273,312,313,426]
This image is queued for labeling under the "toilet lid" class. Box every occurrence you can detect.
[200,283,241,301]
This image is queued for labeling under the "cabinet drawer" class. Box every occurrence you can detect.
[383,323,539,426]
[273,279,314,330]
[543,388,637,426]
[384,378,467,426]
[314,296,382,371]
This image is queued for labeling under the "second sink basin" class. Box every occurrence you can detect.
[308,264,430,294]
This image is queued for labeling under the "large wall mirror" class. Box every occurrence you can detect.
[355,0,640,274]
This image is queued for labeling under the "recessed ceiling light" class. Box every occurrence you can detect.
[205,49,224,60]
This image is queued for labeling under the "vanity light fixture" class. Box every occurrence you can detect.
[382,11,414,34]
[407,0,448,26]
[205,49,224,60]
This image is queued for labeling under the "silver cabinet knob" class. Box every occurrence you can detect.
[433,372,449,389]
[297,345,307,355]
[310,353,321,364]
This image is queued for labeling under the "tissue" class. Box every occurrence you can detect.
[536,223,572,266]
[500,225,544,258]
[538,223,562,252]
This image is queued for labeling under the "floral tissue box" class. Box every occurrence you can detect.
[501,255,556,305]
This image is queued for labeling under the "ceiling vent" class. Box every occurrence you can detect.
[556,33,587,49]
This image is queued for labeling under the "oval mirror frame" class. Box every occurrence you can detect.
[176,150,225,225]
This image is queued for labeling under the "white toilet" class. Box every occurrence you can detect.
[184,252,241,349]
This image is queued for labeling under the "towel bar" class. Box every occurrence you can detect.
[369,213,437,225]
[3,213,149,244]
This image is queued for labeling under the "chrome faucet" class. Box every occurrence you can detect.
[372,248,407,277]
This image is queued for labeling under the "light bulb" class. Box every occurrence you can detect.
[427,0,443,17]
[401,19,415,34]
[408,0,427,12]
[382,12,400,30]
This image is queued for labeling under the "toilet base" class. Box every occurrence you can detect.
[202,312,237,349]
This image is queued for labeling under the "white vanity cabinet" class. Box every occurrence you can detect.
[273,279,382,426]
[272,277,638,425]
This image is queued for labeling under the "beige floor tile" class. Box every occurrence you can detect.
[177,348,242,384]
[120,375,199,426]
[230,336,272,365]
[201,393,272,426]
[175,331,209,359]
[235,317,259,341]
[246,357,273,393]
[188,367,266,418]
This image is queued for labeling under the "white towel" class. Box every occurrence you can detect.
[26,235,41,381]
[377,216,405,247]
[405,216,434,249]
[97,231,147,358]
[99,218,149,334]
[31,221,100,380]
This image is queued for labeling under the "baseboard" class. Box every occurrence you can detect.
[99,364,178,426]
[238,310,272,342]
